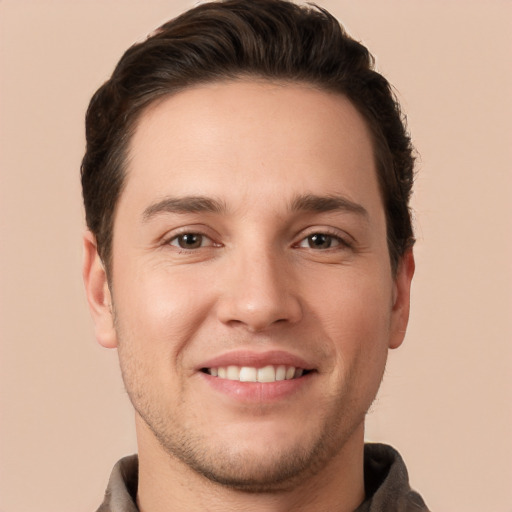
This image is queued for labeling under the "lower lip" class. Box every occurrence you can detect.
[199,372,313,402]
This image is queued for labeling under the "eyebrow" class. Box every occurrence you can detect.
[142,196,226,221]
[141,193,368,222]
[290,194,368,218]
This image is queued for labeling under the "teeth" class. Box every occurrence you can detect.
[257,365,275,383]
[239,366,257,382]
[227,365,239,380]
[206,365,305,382]
[275,365,286,381]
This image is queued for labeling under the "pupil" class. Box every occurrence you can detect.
[310,234,330,249]
[179,233,202,248]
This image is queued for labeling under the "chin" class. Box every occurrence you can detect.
[148,415,359,493]
[169,438,328,492]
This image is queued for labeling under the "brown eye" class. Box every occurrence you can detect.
[171,233,205,249]
[298,233,344,250]
[307,233,338,249]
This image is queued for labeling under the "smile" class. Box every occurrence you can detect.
[203,365,308,382]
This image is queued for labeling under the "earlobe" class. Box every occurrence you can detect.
[82,231,118,349]
[389,249,415,350]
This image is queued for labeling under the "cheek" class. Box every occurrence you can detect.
[112,263,215,355]
[318,290,391,412]
[307,267,393,367]
[113,268,212,403]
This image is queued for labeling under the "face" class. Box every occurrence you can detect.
[84,80,413,491]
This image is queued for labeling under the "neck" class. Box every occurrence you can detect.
[135,417,366,512]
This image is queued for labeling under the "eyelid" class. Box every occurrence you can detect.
[161,225,221,249]
[294,227,353,249]
[168,233,215,249]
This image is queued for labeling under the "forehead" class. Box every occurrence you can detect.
[121,80,381,217]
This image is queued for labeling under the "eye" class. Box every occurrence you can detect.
[298,233,345,250]
[168,233,212,249]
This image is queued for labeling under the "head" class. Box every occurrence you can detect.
[81,0,415,278]
[81,0,416,497]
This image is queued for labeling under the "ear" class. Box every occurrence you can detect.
[82,231,118,349]
[388,249,415,350]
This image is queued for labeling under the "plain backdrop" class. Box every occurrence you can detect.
[1,1,511,511]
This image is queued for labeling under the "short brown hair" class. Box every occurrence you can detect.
[81,0,415,273]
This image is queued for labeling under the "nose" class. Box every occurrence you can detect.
[216,247,303,332]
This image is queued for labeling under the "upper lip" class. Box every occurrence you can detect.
[197,350,315,371]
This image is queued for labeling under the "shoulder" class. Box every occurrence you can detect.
[356,443,430,512]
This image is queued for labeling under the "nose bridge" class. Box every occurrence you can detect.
[217,239,302,331]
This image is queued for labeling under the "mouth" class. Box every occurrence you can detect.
[201,365,312,382]
[198,352,316,401]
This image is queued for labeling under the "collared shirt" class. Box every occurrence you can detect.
[96,443,430,511]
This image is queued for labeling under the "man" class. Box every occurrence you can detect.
[81,0,428,510]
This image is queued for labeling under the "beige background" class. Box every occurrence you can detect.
[1,1,511,511]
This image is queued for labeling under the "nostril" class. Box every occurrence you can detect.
[215,276,303,331]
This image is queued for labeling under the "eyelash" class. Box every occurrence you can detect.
[166,232,217,250]
[165,229,351,252]
[295,230,352,251]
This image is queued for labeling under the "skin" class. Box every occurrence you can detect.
[83,80,414,512]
